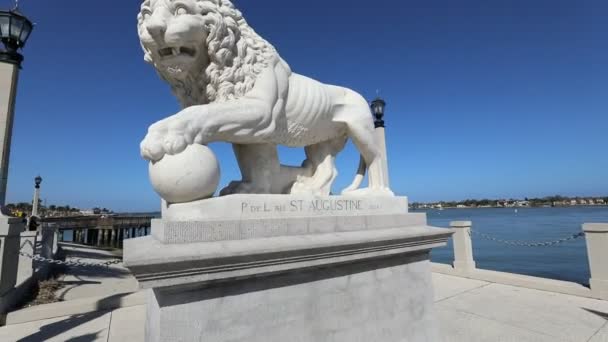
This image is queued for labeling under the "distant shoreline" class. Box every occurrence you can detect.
[411,196,607,210]
[412,204,608,210]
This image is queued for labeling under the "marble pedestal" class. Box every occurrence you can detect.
[124,195,453,342]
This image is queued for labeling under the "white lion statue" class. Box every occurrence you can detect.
[138,0,393,197]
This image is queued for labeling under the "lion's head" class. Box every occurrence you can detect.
[138,0,275,106]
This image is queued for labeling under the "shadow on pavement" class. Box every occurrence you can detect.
[16,312,107,342]
[61,249,122,261]
[58,265,132,279]
[64,330,105,342]
[16,292,135,341]
[583,307,608,321]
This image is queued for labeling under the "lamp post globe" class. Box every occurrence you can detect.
[0,8,34,66]
[371,97,386,128]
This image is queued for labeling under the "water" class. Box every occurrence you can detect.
[62,230,73,242]
[424,206,608,285]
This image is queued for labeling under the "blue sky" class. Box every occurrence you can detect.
[4,0,607,212]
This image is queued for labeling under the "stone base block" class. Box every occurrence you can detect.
[146,253,437,342]
[125,195,452,341]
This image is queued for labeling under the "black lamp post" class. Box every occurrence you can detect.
[370,97,389,185]
[0,6,34,66]
[0,3,33,212]
[371,97,386,128]
[30,174,42,219]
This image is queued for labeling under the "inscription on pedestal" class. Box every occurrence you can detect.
[241,199,373,215]
[162,195,408,222]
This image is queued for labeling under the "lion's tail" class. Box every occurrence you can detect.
[341,155,366,194]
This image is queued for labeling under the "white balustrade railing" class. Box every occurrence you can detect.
[447,220,608,300]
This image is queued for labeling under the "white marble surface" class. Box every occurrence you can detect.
[138,0,392,199]
[149,144,219,203]
[125,206,450,342]
[155,195,414,244]
[148,255,438,342]
[125,225,451,289]
[162,194,408,221]
[152,212,425,244]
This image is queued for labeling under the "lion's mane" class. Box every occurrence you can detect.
[139,0,276,106]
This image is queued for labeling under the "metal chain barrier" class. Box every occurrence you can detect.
[17,249,123,268]
[469,229,585,247]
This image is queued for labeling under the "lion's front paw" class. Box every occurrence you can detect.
[140,131,166,162]
[140,120,194,162]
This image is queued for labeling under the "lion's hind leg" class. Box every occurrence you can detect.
[290,137,346,196]
[335,99,393,196]
[220,144,280,195]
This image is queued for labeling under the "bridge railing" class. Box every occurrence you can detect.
[446,221,608,300]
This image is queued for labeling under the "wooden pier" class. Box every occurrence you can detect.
[41,215,155,248]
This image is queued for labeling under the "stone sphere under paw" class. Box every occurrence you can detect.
[149,144,220,203]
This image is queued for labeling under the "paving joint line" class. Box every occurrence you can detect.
[586,320,608,342]
[106,310,113,342]
[434,282,491,304]
[435,279,591,340]
[454,308,569,341]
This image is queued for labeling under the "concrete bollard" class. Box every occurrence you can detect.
[52,229,59,256]
[0,217,23,297]
[583,223,608,299]
[16,231,37,286]
[38,227,56,279]
[450,221,476,271]
[40,226,55,260]
[0,217,26,314]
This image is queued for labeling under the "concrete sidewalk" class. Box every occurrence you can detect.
[53,243,138,302]
[3,243,143,327]
[434,273,608,342]
[1,244,607,341]
[1,273,607,341]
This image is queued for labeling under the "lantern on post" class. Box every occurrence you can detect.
[370,97,389,186]
[31,175,42,218]
[371,97,386,128]
[0,6,34,66]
